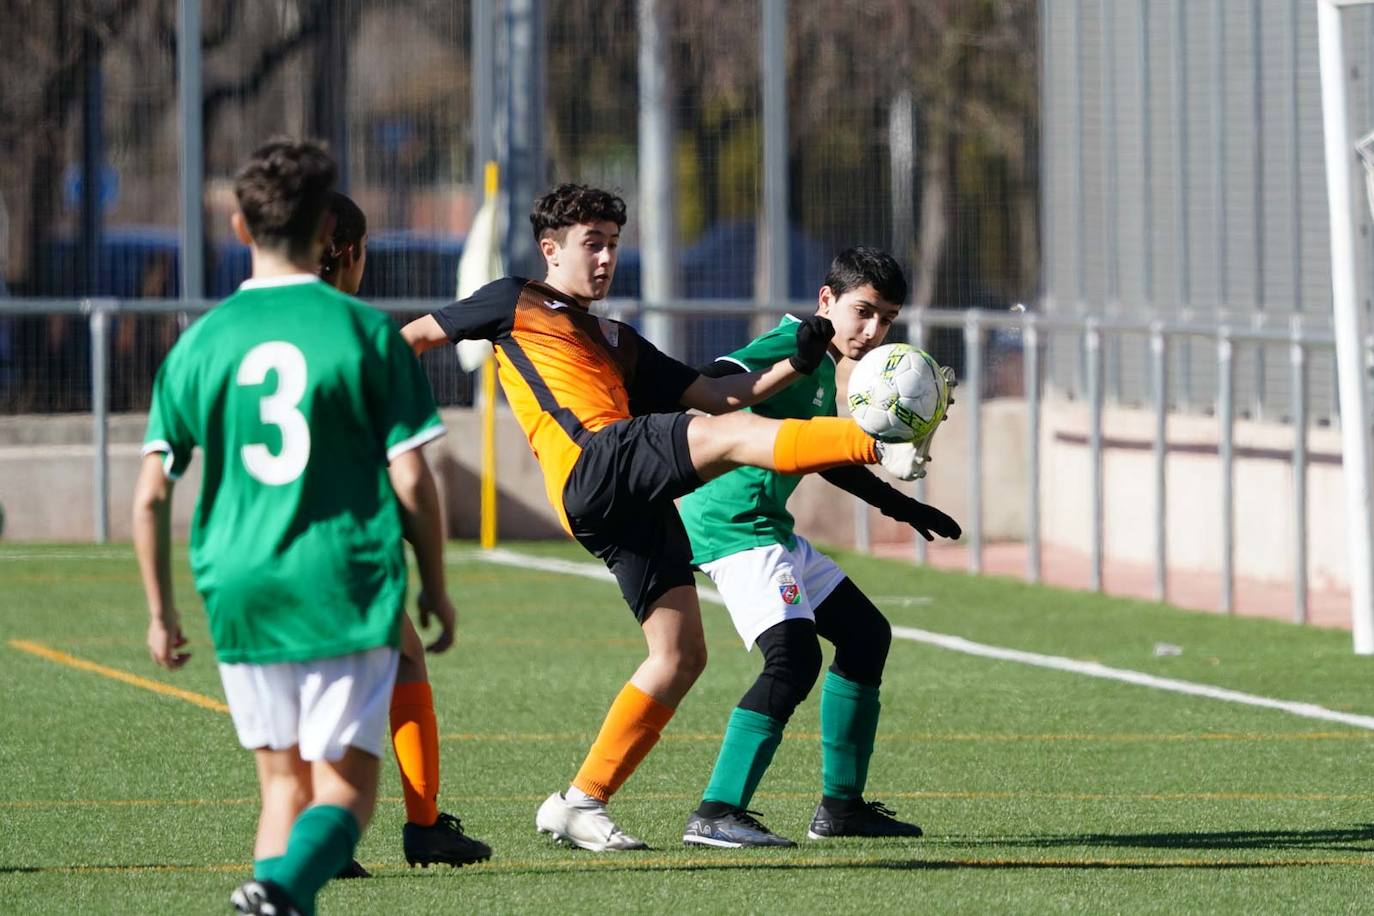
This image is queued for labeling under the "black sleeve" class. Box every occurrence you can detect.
[819,465,918,520]
[695,358,749,378]
[628,330,701,414]
[430,276,523,342]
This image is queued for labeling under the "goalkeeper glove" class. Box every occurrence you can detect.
[891,499,961,541]
[789,315,835,375]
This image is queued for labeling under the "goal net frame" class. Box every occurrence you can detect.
[1319,0,1374,653]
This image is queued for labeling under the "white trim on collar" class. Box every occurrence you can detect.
[238,274,323,291]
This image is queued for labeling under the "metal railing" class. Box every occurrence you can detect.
[0,296,1359,626]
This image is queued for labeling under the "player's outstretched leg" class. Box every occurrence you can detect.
[390,618,492,868]
[686,412,879,483]
[683,619,822,848]
[808,579,921,839]
[537,587,706,851]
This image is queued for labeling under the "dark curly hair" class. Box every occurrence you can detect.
[233,138,337,259]
[823,246,908,306]
[319,191,367,282]
[529,183,627,244]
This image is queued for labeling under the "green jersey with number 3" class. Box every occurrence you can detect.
[678,315,837,565]
[142,275,443,664]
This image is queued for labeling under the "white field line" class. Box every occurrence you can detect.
[455,547,1374,733]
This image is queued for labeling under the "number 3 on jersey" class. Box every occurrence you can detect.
[237,341,310,485]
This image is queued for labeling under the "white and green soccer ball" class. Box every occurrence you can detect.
[846,343,950,442]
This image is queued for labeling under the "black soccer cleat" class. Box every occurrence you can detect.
[403,811,493,867]
[806,798,924,839]
[682,808,796,848]
[334,858,370,879]
[230,879,303,916]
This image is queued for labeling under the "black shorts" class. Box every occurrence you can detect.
[562,413,703,622]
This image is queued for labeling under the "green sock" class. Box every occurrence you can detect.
[273,804,360,916]
[820,670,881,800]
[700,707,785,810]
[253,855,285,883]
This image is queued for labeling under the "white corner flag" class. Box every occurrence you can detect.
[455,162,505,372]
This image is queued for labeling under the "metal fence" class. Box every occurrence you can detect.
[0,296,1356,628]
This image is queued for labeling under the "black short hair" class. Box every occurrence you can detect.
[529,183,627,244]
[233,139,337,259]
[320,191,367,281]
[824,247,908,306]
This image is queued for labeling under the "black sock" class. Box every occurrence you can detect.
[697,800,738,818]
[821,794,863,815]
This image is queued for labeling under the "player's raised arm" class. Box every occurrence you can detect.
[402,276,523,357]
[678,314,834,415]
[402,314,450,355]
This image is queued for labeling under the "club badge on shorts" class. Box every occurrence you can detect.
[778,572,802,606]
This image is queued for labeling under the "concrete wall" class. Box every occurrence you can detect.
[1038,397,1349,591]
[0,404,1029,548]
[0,410,566,542]
[0,402,1349,596]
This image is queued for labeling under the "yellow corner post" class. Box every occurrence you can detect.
[479,161,500,549]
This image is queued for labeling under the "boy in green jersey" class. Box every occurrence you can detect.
[319,191,490,876]
[132,140,457,915]
[678,247,961,848]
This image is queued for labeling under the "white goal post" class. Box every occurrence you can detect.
[1318,0,1374,653]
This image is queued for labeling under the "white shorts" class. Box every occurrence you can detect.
[699,536,847,650]
[218,646,400,762]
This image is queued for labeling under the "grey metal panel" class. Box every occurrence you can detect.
[1221,1,1258,313]
[1299,2,1333,320]
[1037,0,1353,420]
[1046,0,1081,314]
[1183,1,1221,316]
[1146,0,1181,315]
[1080,0,1107,309]
[1111,0,1147,311]
[1260,0,1299,315]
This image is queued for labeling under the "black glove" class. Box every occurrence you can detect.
[893,499,962,542]
[789,315,834,375]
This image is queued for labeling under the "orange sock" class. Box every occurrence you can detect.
[571,683,676,802]
[771,417,879,474]
[390,681,440,827]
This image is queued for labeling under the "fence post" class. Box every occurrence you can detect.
[964,311,983,574]
[88,298,112,544]
[1086,320,1103,592]
[1290,320,1308,624]
[1151,323,1168,602]
[1218,328,1235,613]
[1025,318,1041,584]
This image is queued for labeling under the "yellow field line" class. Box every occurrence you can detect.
[7,639,229,714]
[440,729,1368,744]
[7,854,1374,877]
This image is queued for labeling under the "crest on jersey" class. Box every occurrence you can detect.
[777,572,802,606]
[598,317,620,347]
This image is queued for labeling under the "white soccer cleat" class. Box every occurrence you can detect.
[875,435,932,481]
[535,791,649,851]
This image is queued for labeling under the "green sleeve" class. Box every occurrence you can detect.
[141,348,196,479]
[373,321,445,461]
[716,318,801,372]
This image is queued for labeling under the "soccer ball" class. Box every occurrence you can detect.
[846,343,949,442]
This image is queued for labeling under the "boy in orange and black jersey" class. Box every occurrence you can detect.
[402,184,925,851]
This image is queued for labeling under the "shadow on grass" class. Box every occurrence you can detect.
[937,824,1374,855]
[360,855,1345,879]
